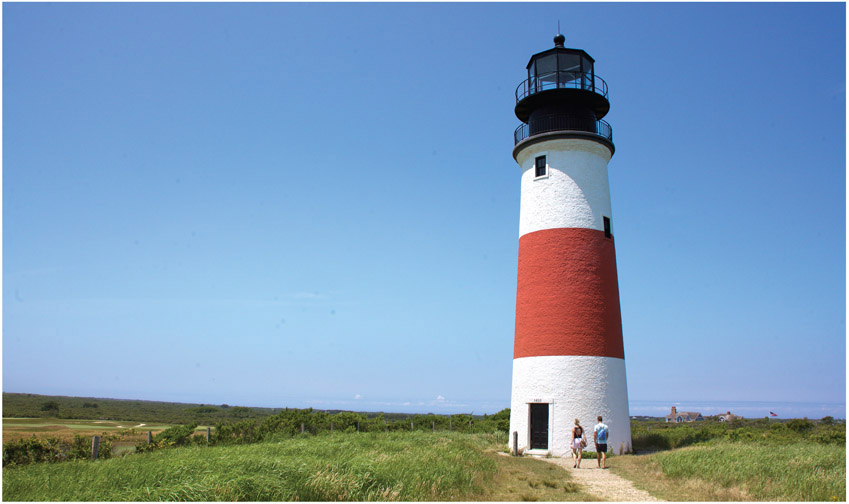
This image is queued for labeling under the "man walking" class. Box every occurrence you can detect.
[593,416,609,469]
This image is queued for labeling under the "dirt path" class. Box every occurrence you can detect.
[541,456,662,501]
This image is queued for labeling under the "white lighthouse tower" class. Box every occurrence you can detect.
[508,34,631,457]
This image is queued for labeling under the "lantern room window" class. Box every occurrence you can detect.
[527,47,596,94]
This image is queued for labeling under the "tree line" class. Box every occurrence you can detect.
[3,393,503,427]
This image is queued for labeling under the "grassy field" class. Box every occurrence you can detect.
[4,411,845,501]
[3,392,503,427]
[2,392,280,425]
[2,418,177,442]
[482,452,593,501]
[612,442,845,501]
[611,419,847,502]
[3,417,213,459]
[2,432,589,501]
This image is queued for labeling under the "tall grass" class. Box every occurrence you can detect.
[621,420,846,501]
[631,418,845,453]
[3,432,498,501]
[650,441,845,501]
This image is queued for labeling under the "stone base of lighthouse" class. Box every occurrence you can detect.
[508,355,632,457]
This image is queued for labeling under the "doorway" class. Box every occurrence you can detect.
[529,403,549,449]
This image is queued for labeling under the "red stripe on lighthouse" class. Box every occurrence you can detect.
[514,227,624,359]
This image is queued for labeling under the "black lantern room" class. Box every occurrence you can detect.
[514,34,613,153]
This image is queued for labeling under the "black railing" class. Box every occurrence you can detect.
[515,71,608,103]
[514,116,612,145]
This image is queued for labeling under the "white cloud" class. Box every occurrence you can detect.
[293,292,325,299]
[436,395,445,402]
[354,394,362,400]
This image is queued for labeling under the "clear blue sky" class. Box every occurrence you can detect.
[4,3,845,418]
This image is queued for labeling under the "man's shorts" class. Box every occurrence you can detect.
[596,443,607,453]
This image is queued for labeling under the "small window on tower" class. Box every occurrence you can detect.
[603,216,611,238]
[535,156,547,178]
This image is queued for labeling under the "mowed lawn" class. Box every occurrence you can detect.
[3,418,184,443]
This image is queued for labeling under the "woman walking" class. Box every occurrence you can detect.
[571,418,585,468]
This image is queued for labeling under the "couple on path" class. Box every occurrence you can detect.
[570,416,609,469]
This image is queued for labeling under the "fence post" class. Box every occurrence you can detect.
[411,421,414,431]
[384,420,387,432]
[432,421,435,432]
[357,421,360,433]
[91,436,100,461]
[449,418,452,431]
[330,422,334,432]
[206,426,211,444]
[301,423,305,434]
[147,431,152,444]
[512,431,518,456]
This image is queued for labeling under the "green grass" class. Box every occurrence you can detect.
[655,442,845,501]
[4,418,173,430]
[3,392,508,430]
[630,418,845,453]
[478,454,592,501]
[2,393,280,425]
[612,441,845,501]
[3,432,501,501]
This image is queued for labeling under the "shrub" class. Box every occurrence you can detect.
[229,406,253,418]
[135,424,198,453]
[632,432,672,451]
[787,418,814,433]
[3,437,63,466]
[214,419,259,444]
[40,400,59,414]
[812,427,845,445]
[491,408,511,432]
[155,423,198,445]
[189,406,218,414]
[3,434,114,467]
[725,428,759,443]
[328,412,364,432]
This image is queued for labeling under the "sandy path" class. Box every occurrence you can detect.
[541,456,662,502]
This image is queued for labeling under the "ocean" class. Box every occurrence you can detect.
[629,399,845,420]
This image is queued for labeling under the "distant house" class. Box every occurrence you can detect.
[717,411,742,422]
[665,406,703,423]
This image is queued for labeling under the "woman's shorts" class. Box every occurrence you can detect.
[571,438,583,450]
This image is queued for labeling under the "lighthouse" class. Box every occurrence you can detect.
[508,34,631,456]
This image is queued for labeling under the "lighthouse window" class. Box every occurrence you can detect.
[535,156,547,178]
[557,53,581,85]
[603,216,611,238]
[533,54,557,85]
